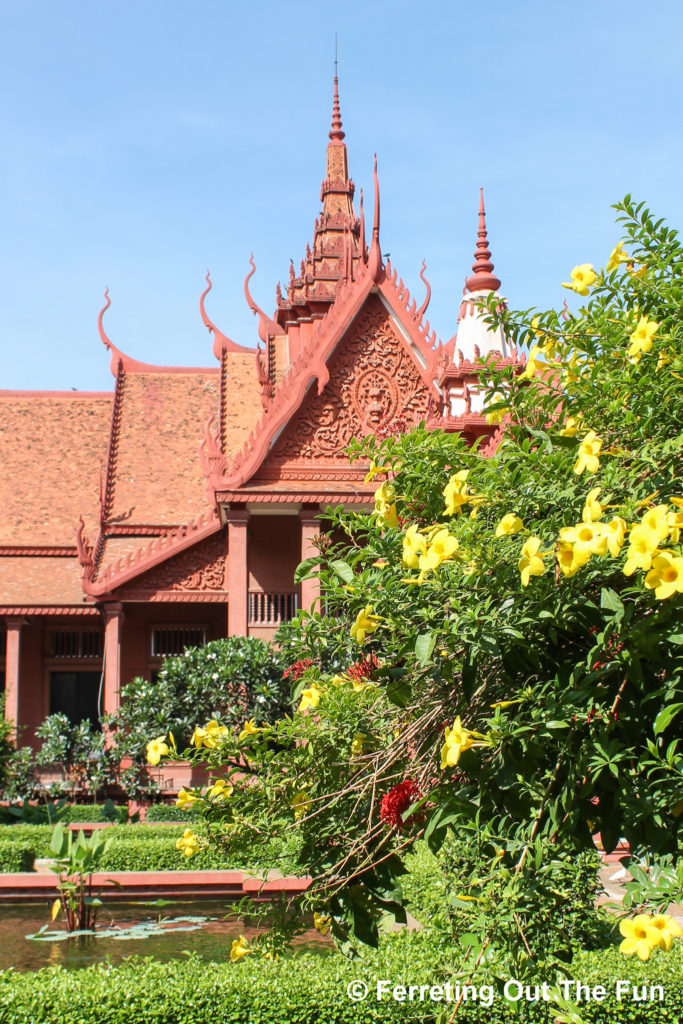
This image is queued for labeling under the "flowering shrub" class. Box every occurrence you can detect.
[154,200,683,972]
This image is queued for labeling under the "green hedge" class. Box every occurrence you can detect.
[0,933,682,1023]
[144,804,195,822]
[0,839,35,873]
[60,804,127,823]
[0,824,299,874]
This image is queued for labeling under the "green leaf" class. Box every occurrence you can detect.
[600,588,624,618]
[414,632,435,667]
[293,556,320,584]
[654,703,683,735]
[329,559,354,583]
[385,676,411,708]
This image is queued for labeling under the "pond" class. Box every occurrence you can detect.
[0,901,328,972]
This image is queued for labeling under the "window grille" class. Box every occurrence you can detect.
[48,629,102,659]
[248,591,298,626]
[150,626,207,658]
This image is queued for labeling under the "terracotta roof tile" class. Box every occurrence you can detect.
[108,372,218,527]
[221,353,262,458]
[0,393,112,546]
[0,555,89,606]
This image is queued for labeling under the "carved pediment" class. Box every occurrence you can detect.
[118,530,227,597]
[257,296,429,479]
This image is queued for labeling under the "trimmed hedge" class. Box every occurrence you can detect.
[144,804,195,822]
[0,839,35,873]
[60,804,127,823]
[0,824,299,874]
[0,933,682,1023]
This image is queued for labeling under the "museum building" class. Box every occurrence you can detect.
[0,77,523,742]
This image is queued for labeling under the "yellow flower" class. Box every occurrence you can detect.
[230,935,251,961]
[518,536,547,587]
[556,540,591,578]
[176,788,197,811]
[644,551,683,600]
[650,914,683,951]
[402,524,427,569]
[364,461,386,483]
[560,521,608,557]
[627,315,658,361]
[440,717,489,769]
[374,482,398,528]
[619,915,662,961]
[419,529,459,571]
[175,828,200,859]
[519,345,546,381]
[146,735,170,766]
[207,779,234,800]
[443,470,470,516]
[668,509,683,544]
[573,431,602,475]
[641,504,671,543]
[657,350,671,370]
[350,732,368,756]
[350,605,381,645]
[314,912,331,936]
[238,719,264,743]
[582,487,604,523]
[606,242,630,273]
[495,513,524,537]
[485,393,510,424]
[623,524,661,575]
[562,263,597,296]
[292,790,312,820]
[604,516,627,557]
[298,685,322,711]
[559,415,581,437]
[191,720,229,749]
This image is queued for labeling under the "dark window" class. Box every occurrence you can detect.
[49,671,102,726]
[48,629,102,658]
[0,631,5,694]
[150,627,207,658]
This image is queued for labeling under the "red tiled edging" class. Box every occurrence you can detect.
[0,870,311,903]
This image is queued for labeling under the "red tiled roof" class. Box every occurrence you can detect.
[221,352,262,458]
[0,556,91,606]
[106,371,219,528]
[0,393,112,546]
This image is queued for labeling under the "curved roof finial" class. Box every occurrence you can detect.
[465,187,501,293]
[244,254,282,345]
[367,153,383,282]
[416,260,431,320]
[359,187,367,264]
[97,288,112,350]
[201,269,252,358]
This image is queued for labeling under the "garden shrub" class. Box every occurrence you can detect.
[1,936,683,1023]
[158,199,683,987]
[144,803,196,822]
[0,839,35,873]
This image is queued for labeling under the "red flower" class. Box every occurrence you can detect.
[347,653,380,683]
[283,659,314,682]
[380,780,422,831]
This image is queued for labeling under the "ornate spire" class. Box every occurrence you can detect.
[329,76,345,142]
[465,188,501,293]
[274,69,360,326]
[367,153,383,282]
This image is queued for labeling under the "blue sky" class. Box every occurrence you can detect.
[1,0,682,390]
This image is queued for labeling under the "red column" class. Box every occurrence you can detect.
[226,508,250,636]
[102,603,123,717]
[4,618,23,732]
[299,507,321,613]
